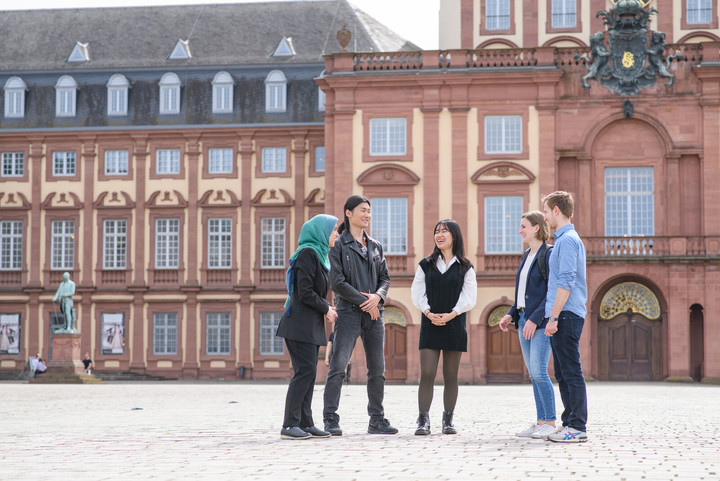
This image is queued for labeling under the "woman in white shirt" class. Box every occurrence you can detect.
[411,220,477,435]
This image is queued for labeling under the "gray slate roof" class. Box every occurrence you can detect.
[0,0,419,72]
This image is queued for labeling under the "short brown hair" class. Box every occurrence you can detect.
[542,191,574,219]
[522,211,550,241]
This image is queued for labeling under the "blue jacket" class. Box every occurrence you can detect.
[507,242,550,329]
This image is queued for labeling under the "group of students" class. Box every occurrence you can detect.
[277,191,588,443]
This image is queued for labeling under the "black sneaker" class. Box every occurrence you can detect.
[323,419,343,436]
[368,417,398,435]
[280,426,312,440]
[301,426,331,438]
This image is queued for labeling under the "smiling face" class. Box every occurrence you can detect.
[519,217,540,242]
[328,225,339,248]
[346,202,371,230]
[434,223,454,252]
[542,202,559,230]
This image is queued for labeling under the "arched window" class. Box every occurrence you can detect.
[159,72,181,114]
[107,74,130,116]
[4,77,27,118]
[212,71,234,113]
[265,70,286,112]
[55,75,78,117]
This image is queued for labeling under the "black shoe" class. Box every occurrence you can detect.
[368,417,398,435]
[323,419,343,436]
[415,411,431,435]
[442,410,457,434]
[301,426,331,438]
[280,426,312,440]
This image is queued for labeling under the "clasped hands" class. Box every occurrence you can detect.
[424,309,457,326]
[360,291,381,320]
[324,306,337,323]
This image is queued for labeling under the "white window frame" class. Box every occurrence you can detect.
[4,77,27,118]
[208,148,233,174]
[551,0,577,29]
[260,218,285,268]
[153,312,178,355]
[159,72,181,114]
[156,149,180,175]
[318,87,326,112]
[208,218,232,269]
[370,197,408,255]
[155,218,180,269]
[484,196,523,254]
[1,152,24,177]
[265,70,287,112]
[212,71,234,113]
[484,115,522,154]
[261,147,286,173]
[206,312,231,355]
[687,0,713,24]
[104,150,129,175]
[103,219,127,270]
[314,146,325,173]
[369,118,407,156]
[0,220,23,271]
[604,167,655,237]
[486,0,511,30]
[51,220,75,270]
[53,151,76,176]
[55,75,77,117]
[259,312,284,355]
[107,74,130,116]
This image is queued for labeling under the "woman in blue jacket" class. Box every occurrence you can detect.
[499,211,557,440]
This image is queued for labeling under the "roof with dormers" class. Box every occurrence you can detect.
[0,0,418,72]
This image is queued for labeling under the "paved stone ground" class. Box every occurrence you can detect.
[1,381,718,480]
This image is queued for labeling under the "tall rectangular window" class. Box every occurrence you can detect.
[485,196,523,254]
[160,85,179,114]
[1,152,24,177]
[605,167,654,236]
[208,148,233,174]
[206,312,231,355]
[53,151,76,176]
[208,218,232,269]
[485,115,522,154]
[153,312,178,355]
[213,84,232,113]
[687,0,713,24]
[155,219,180,269]
[0,221,23,270]
[314,146,325,172]
[552,0,576,28]
[56,89,76,116]
[369,118,407,156]
[51,220,75,270]
[486,0,511,30]
[370,197,408,255]
[105,150,129,175]
[103,219,127,269]
[156,149,180,174]
[261,147,286,173]
[259,312,284,355]
[260,218,285,268]
[5,90,24,118]
[108,87,127,116]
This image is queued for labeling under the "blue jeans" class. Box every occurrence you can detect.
[550,311,588,432]
[323,308,386,423]
[518,313,556,421]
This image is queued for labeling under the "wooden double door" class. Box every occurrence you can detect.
[486,324,525,382]
[598,313,662,381]
[384,323,407,383]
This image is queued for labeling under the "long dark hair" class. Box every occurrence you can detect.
[337,195,371,234]
[427,219,473,272]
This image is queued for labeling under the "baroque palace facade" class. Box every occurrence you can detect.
[1,0,718,384]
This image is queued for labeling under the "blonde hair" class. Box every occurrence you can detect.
[522,211,549,242]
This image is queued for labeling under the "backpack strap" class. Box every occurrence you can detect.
[537,244,553,282]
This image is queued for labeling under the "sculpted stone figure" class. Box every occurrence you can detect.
[53,272,76,332]
[647,31,681,86]
[575,32,611,88]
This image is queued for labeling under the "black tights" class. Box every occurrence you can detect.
[418,349,462,413]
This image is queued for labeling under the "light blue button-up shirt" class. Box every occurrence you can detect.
[545,224,587,319]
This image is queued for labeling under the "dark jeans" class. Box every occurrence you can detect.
[283,339,319,428]
[323,308,386,423]
[550,311,588,432]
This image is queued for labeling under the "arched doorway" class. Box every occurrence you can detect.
[597,282,663,381]
[689,304,704,382]
[383,306,407,383]
[486,305,524,382]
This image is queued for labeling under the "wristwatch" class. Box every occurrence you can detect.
[548,316,559,323]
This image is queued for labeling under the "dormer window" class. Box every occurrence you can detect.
[67,42,90,63]
[272,37,296,57]
[55,75,77,117]
[159,72,181,114]
[4,77,27,118]
[169,39,191,60]
[107,74,130,116]
[212,71,234,113]
[265,70,287,112]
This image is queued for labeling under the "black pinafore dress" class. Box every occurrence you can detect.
[418,258,468,352]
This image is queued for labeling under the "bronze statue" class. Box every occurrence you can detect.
[53,272,76,332]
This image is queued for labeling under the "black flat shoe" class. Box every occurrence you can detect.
[280,426,312,440]
[301,426,331,438]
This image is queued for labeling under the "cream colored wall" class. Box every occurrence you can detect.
[528,106,541,209]
[537,0,592,47]
[439,0,462,49]
[412,108,426,260]
[474,0,524,48]
[437,109,453,217]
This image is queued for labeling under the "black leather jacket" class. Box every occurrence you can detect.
[329,230,390,311]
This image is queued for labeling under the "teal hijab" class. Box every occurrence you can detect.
[284,214,338,313]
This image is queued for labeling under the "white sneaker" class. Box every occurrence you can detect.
[515,423,540,438]
[531,424,559,439]
[547,426,588,443]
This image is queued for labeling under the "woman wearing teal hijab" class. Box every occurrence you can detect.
[276,214,339,439]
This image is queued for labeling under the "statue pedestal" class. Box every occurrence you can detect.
[30,333,100,384]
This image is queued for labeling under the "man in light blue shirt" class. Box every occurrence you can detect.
[542,191,588,443]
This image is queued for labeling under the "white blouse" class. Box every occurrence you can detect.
[516,251,536,309]
[411,256,477,315]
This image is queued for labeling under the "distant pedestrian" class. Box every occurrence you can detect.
[82,352,93,374]
[35,358,48,375]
